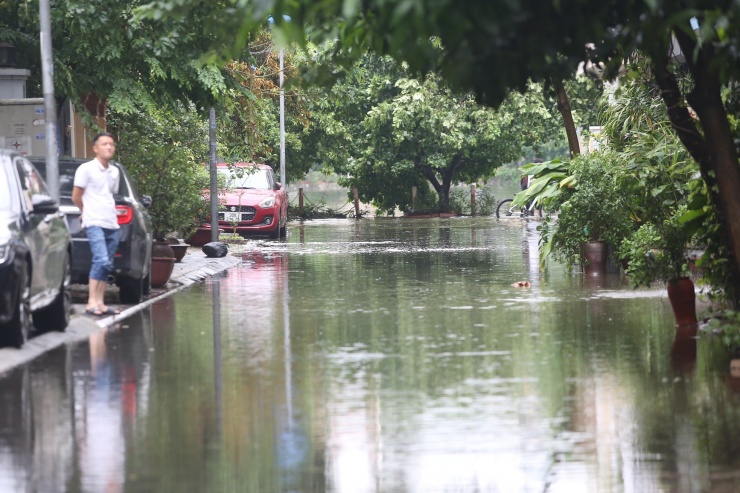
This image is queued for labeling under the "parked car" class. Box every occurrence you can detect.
[31,157,153,304]
[190,162,288,244]
[0,150,72,348]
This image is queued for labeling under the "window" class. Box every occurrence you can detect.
[217,167,270,190]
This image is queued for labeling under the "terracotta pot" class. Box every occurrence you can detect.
[581,240,607,276]
[152,241,175,259]
[666,277,698,326]
[151,257,175,288]
[170,243,189,262]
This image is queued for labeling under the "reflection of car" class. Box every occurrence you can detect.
[32,158,153,304]
[191,163,287,243]
[0,150,72,348]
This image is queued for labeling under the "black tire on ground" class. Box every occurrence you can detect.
[496,199,515,218]
[118,275,144,304]
[33,252,71,333]
[268,225,280,239]
[279,223,287,238]
[0,266,31,348]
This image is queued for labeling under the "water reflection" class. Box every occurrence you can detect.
[3,219,740,492]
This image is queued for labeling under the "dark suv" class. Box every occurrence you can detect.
[32,158,153,304]
[0,150,72,348]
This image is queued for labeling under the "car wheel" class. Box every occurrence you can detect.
[0,265,31,348]
[33,252,72,333]
[268,226,280,239]
[118,276,144,304]
[279,223,287,238]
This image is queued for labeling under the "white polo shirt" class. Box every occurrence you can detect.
[73,158,121,229]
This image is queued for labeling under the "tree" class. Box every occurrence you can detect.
[137,0,740,302]
[2,0,233,116]
[300,54,560,213]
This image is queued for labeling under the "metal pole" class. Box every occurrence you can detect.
[39,0,59,201]
[209,108,219,242]
[279,48,286,189]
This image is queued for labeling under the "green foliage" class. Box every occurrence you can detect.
[682,178,732,302]
[618,212,693,287]
[600,74,703,286]
[546,153,634,269]
[703,310,740,351]
[512,158,574,211]
[448,186,497,216]
[300,51,564,213]
[108,102,210,240]
[5,0,231,115]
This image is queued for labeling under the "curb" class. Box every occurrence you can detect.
[0,252,241,377]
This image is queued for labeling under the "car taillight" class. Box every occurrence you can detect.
[116,205,133,225]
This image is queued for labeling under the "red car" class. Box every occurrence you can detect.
[192,163,288,243]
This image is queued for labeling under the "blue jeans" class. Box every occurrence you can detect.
[86,226,120,282]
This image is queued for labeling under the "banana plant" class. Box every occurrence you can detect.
[511,158,575,210]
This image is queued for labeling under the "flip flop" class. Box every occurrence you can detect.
[99,307,121,315]
[85,306,103,316]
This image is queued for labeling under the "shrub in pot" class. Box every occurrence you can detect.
[109,103,211,244]
[619,207,698,325]
[543,153,634,273]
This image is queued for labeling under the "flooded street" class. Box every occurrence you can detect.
[2,217,740,492]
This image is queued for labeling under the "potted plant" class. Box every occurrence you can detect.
[109,103,211,285]
[536,153,634,275]
[619,207,698,325]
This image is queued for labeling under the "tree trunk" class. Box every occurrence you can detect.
[417,159,459,213]
[551,75,581,157]
[654,30,740,306]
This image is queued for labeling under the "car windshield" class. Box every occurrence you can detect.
[0,165,11,210]
[218,167,270,190]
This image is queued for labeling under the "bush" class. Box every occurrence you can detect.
[548,153,634,268]
[109,103,210,240]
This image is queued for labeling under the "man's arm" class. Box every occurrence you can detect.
[72,186,84,210]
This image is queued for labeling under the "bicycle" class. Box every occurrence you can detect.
[495,197,543,219]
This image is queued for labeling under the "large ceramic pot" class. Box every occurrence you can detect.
[151,257,175,288]
[581,240,607,276]
[170,243,189,262]
[666,277,698,326]
[152,241,175,259]
[150,241,175,288]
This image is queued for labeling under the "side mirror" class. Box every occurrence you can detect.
[31,194,60,214]
[140,195,152,208]
[273,183,282,190]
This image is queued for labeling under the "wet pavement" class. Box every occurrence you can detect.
[2,218,740,493]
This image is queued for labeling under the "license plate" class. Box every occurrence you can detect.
[223,212,240,222]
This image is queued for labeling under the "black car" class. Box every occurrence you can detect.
[0,150,72,348]
[32,158,154,304]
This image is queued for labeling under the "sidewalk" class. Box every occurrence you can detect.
[0,247,241,376]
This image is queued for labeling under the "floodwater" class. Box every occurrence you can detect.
[2,218,740,493]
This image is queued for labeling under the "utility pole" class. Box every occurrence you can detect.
[209,108,219,242]
[39,0,58,201]
[279,47,286,189]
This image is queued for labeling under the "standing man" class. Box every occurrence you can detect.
[72,132,122,316]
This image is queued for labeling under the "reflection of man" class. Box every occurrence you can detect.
[72,132,121,316]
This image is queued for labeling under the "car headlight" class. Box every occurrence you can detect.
[258,196,275,208]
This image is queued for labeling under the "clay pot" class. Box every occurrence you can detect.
[581,240,607,276]
[152,241,175,259]
[666,277,698,326]
[151,257,175,288]
[170,243,189,262]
